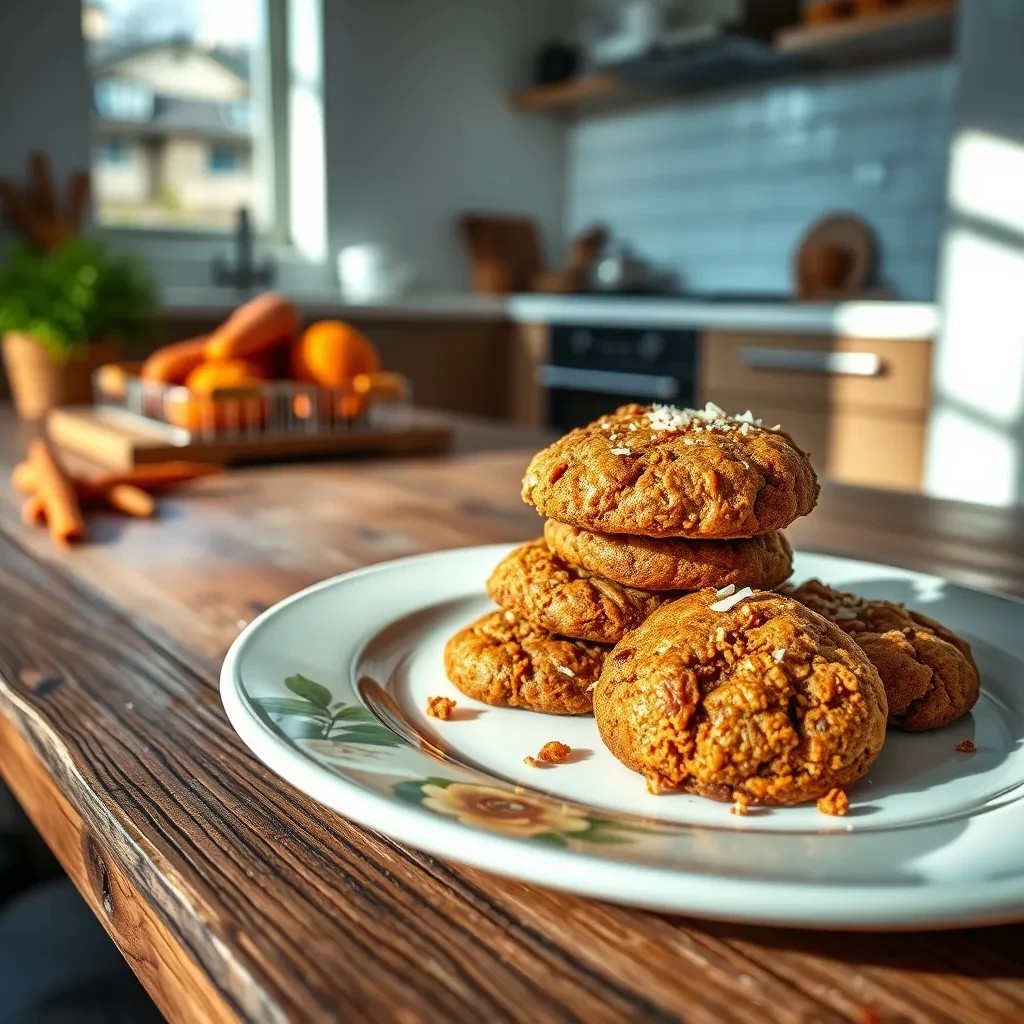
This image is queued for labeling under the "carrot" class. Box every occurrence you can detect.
[13,459,220,501]
[204,292,299,361]
[21,494,45,527]
[102,484,156,518]
[91,461,222,492]
[11,461,34,494]
[28,438,86,546]
[140,335,210,384]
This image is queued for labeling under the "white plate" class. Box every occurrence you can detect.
[221,546,1024,930]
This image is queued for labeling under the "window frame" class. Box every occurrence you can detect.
[87,0,292,249]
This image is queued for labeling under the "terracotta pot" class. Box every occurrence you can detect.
[1,333,119,420]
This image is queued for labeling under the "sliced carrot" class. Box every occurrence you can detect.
[91,462,222,492]
[204,292,299,361]
[11,460,35,493]
[21,494,45,527]
[102,483,156,518]
[28,438,86,546]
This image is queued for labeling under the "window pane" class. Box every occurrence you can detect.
[82,0,270,231]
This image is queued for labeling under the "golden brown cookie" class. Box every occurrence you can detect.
[486,539,672,643]
[544,519,794,593]
[444,611,605,715]
[780,580,980,732]
[522,403,819,539]
[594,588,887,804]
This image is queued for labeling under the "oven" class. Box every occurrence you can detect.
[538,324,698,431]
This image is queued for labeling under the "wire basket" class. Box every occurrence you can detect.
[92,364,416,446]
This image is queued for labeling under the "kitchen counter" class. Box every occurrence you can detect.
[163,287,939,340]
[161,287,509,321]
[506,295,939,339]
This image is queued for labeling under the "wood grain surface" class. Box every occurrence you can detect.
[0,408,1022,1024]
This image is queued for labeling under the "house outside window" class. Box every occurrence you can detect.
[81,0,284,235]
[208,145,242,175]
[99,139,130,167]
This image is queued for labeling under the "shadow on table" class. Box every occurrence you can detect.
[697,918,1024,980]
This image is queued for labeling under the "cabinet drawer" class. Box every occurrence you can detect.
[700,331,933,414]
[709,390,925,492]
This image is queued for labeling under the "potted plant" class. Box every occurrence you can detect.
[0,238,159,419]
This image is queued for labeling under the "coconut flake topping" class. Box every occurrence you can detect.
[645,402,771,435]
[709,586,754,612]
[715,584,736,598]
[610,447,631,455]
[557,665,575,677]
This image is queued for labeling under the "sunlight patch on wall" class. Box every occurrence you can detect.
[949,129,1024,237]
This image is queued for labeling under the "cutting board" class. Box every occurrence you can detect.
[48,406,453,470]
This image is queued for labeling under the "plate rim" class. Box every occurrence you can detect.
[220,544,1024,931]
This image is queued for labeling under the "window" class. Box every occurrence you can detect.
[94,78,154,121]
[208,145,241,175]
[81,0,285,234]
[98,139,130,166]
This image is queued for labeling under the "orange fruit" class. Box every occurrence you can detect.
[291,321,381,387]
[291,321,382,421]
[185,358,270,392]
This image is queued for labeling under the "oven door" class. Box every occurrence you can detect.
[540,326,698,431]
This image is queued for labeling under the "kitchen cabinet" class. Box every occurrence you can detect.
[506,322,550,429]
[699,330,933,491]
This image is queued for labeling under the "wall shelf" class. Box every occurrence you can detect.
[508,74,628,116]
[776,0,956,62]
[509,1,955,118]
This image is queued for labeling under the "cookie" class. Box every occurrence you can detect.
[444,611,605,715]
[522,403,819,540]
[486,539,671,644]
[780,580,980,732]
[544,519,793,593]
[594,588,887,804]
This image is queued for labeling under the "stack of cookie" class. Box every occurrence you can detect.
[443,401,979,809]
[444,402,813,717]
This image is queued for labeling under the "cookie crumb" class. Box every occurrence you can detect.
[816,787,849,817]
[523,756,539,767]
[730,795,750,816]
[955,738,977,754]
[536,740,571,764]
[426,696,456,720]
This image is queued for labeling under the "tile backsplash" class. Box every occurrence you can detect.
[567,60,955,300]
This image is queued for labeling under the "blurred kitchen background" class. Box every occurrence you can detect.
[1,0,1022,506]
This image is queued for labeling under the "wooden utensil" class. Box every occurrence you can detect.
[459,213,544,294]
[0,152,90,251]
[795,213,876,299]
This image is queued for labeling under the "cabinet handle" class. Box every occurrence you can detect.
[536,365,680,399]
[740,348,883,377]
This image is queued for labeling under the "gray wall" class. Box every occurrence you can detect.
[926,0,1024,506]
[0,0,92,243]
[321,0,570,292]
[567,60,954,300]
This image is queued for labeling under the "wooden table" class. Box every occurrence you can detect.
[0,408,1023,1024]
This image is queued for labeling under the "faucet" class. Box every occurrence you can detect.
[211,207,275,290]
